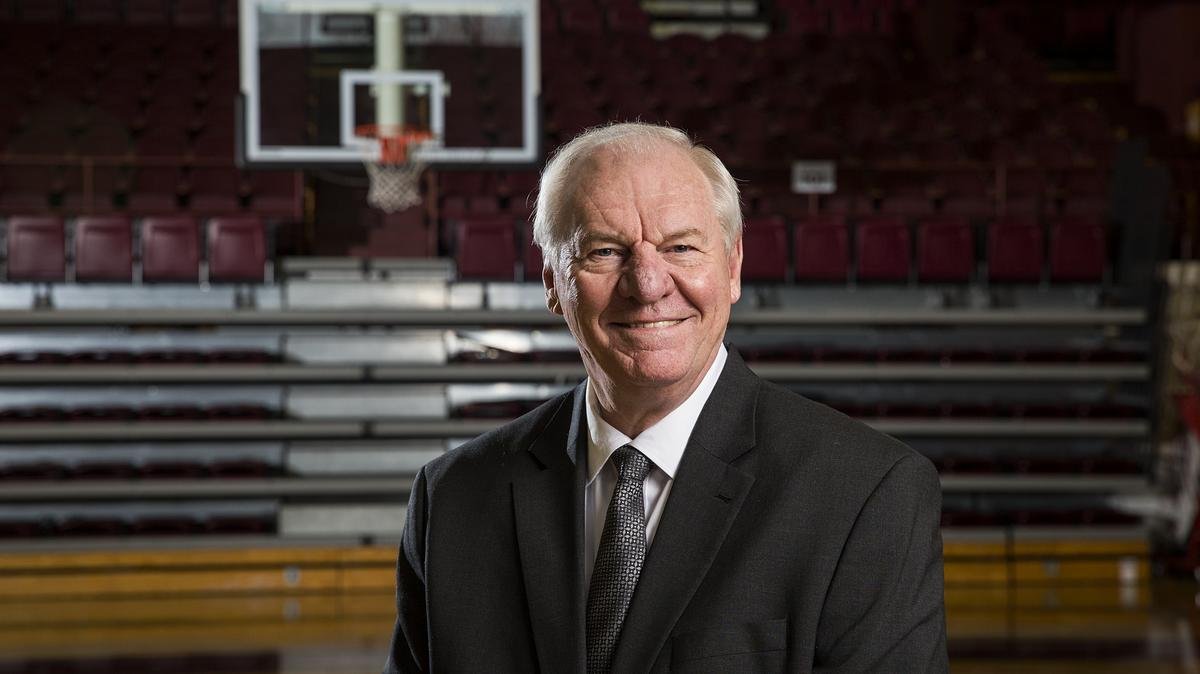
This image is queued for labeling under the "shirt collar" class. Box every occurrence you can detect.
[586,344,728,484]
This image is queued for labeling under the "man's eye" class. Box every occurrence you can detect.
[669,244,693,253]
[592,248,618,257]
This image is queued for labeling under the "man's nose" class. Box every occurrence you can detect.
[617,244,674,303]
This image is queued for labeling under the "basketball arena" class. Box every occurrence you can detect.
[0,0,1199,672]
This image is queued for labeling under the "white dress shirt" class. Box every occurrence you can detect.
[584,344,728,588]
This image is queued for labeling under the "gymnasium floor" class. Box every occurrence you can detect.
[0,544,1196,674]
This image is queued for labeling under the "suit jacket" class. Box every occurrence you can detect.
[385,348,948,673]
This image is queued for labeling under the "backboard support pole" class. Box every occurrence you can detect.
[375,8,404,132]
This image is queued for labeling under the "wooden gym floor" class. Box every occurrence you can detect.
[0,541,1195,673]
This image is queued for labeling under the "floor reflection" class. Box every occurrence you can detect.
[0,581,1195,673]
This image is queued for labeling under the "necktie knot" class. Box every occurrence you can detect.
[612,445,650,483]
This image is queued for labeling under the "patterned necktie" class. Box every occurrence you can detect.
[586,445,652,674]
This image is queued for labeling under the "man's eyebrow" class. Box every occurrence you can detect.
[577,232,628,248]
[661,227,707,242]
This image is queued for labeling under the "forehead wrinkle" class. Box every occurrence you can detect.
[574,143,711,249]
[570,186,633,255]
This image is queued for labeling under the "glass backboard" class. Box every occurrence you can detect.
[238,0,540,167]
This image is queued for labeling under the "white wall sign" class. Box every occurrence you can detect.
[791,161,836,194]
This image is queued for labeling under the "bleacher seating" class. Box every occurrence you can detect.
[988,217,1045,283]
[189,167,244,212]
[129,167,185,212]
[1050,217,1107,283]
[74,215,133,281]
[917,217,975,282]
[6,215,65,281]
[141,216,200,281]
[0,18,299,226]
[856,215,911,282]
[741,216,789,281]
[454,217,517,280]
[207,216,266,282]
[522,223,543,282]
[793,215,849,281]
[0,1,1163,607]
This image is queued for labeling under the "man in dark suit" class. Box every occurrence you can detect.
[385,122,947,673]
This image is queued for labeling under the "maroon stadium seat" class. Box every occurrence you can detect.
[126,0,169,23]
[0,519,47,538]
[987,217,1044,282]
[190,128,236,159]
[189,167,245,212]
[879,193,935,217]
[742,216,789,281]
[1049,217,1106,283]
[207,514,274,534]
[247,171,300,216]
[74,0,120,22]
[501,170,539,201]
[856,216,910,281]
[0,165,59,212]
[455,217,517,280]
[524,242,545,281]
[468,195,502,215]
[832,4,875,36]
[607,3,650,32]
[141,216,200,281]
[210,459,273,477]
[133,515,202,535]
[74,124,131,156]
[74,216,133,281]
[757,194,808,220]
[135,124,192,157]
[59,516,126,536]
[175,0,217,25]
[782,5,829,35]
[15,0,65,21]
[6,215,65,281]
[560,3,603,33]
[1,460,67,480]
[917,216,974,282]
[523,224,543,282]
[441,195,469,219]
[129,167,184,212]
[794,215,848,282]
[439,171,490,197]
[207,216,266,282]
[941,194,994,218]
[73,460,137,479]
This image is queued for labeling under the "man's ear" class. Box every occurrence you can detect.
[543,263,563,315]
[728,235,743,304]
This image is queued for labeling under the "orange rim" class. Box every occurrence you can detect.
[354,124,433,164]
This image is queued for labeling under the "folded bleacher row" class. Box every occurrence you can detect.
[0,214,269,282]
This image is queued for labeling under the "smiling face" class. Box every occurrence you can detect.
[544,142,742,406]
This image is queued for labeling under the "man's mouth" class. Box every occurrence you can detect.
[614,319,685,329]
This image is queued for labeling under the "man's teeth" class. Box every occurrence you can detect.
[626,320,680,328]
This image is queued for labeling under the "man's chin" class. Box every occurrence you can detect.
[601,356,695,391]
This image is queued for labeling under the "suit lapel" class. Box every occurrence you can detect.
[610,349,760,672]
[512,383,588,674]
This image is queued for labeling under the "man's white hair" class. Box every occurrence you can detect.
[532,122,742,272]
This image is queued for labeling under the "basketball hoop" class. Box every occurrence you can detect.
[357,124,433,213]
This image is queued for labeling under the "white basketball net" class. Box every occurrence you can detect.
[365,158,426,213]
